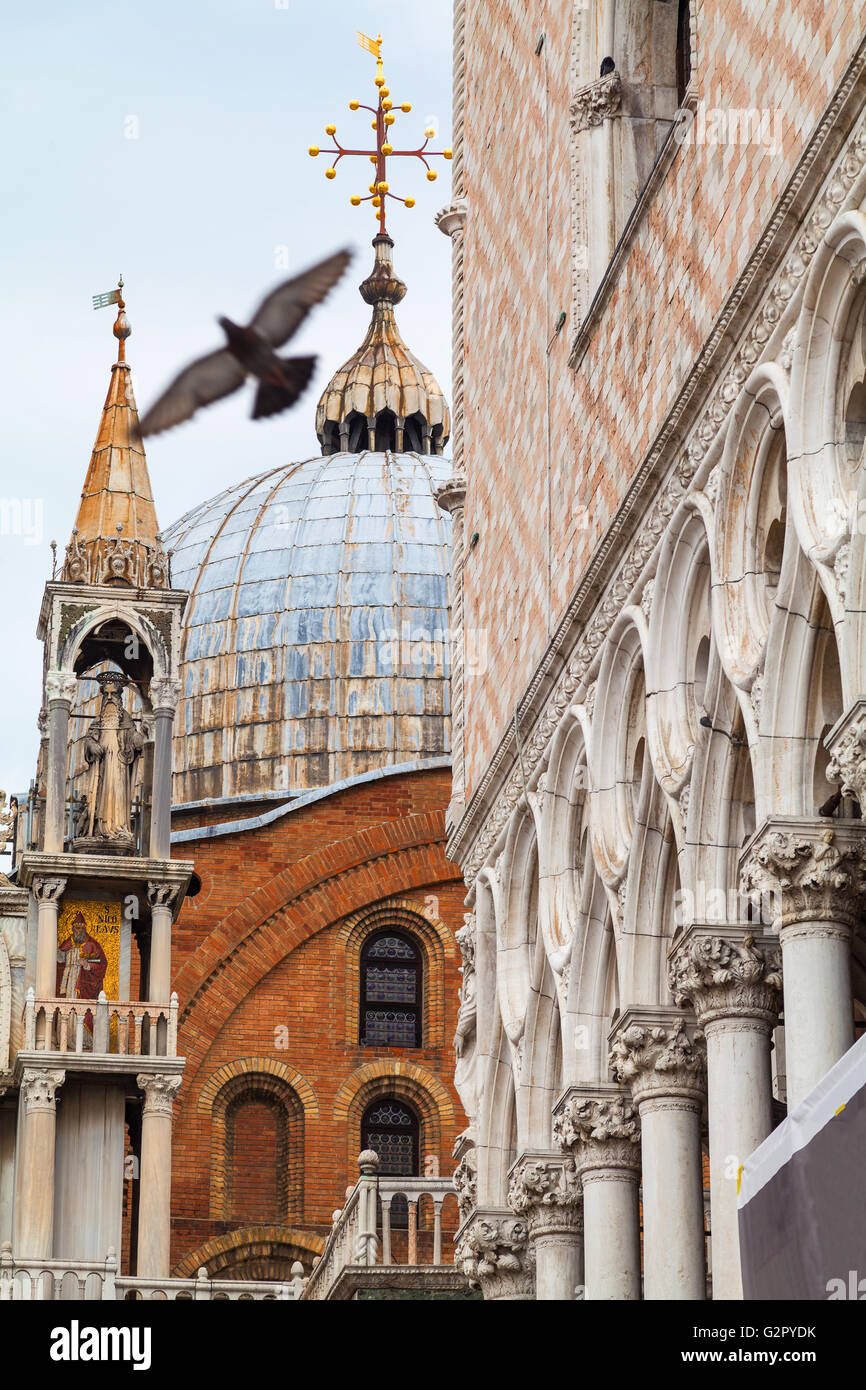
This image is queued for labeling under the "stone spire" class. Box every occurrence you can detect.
[315,234,450,456]
[62,287,169,589]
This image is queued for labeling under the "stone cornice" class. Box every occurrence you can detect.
[18,852,194,921]
[447,37,866,883]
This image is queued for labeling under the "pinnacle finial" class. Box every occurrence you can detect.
[309,32,452,235]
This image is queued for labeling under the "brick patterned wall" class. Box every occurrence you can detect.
[158,767,465,1277]
[460,0,866,795]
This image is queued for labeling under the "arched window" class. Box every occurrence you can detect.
[362,1097,420,1176]
[362,1096,419,1229]
[360,931,422,1047]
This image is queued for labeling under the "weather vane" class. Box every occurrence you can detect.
[308,31,452,233]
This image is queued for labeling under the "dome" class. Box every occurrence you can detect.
[163,450,452,805]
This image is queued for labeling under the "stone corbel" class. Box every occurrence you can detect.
[570,71,623,133]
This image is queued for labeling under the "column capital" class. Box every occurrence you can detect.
[740,817,866,931]
[20,1067,65,1112]
[434,472,467,516]
[137,1072,181,1117]
[435,199,468,239]
[149,678,182,715]
[507,1152,582,1238]
[553,1084,641,1178]
[44,670,78,706]
[32,876,66,904]
[454,1208,535,1300]
[668,925,782,1029]
[147,880,181,912]
[453,1146,477,1226]
[826,698,866,808]
[609,1008,707,1107]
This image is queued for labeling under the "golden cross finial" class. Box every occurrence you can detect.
[308,33,452,234]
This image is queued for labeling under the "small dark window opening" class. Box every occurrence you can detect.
[676,0,692,106]
[360,931,422,1047]
[374,409,397,452]
[346,411,367,453]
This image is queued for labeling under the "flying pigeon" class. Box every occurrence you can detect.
[139,249,352,436]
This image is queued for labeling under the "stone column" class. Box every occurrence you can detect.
[669,928,782,1300]
[44,671,77,854]
[508,1152,583,1300]
[554,1087,641,1300]
[33,876,66,1001]
[741,818,866,1109]
[149,679,181,861]
[13,1068,65,1258]
[455,1209,534,1300]
[146,882,177,1002]
[136,1073,180,1278]
[610,1011,707,1300]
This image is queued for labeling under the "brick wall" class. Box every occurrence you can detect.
[460,0,866,793]
[154,767,465,1277]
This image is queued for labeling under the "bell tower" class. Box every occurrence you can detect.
[10,285,193,1276]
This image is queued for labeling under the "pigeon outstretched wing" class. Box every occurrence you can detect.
[139,348,246,437]
[249,248,352,348]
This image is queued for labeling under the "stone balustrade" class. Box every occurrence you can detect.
[302,1151,460,1300]
[23,988,178,1058]
[0,1244,304,1300]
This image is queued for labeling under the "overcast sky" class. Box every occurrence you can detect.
[0,0,453,798]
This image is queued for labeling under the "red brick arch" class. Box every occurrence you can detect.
[173,813,459,1097]
[171,1224,325,1280]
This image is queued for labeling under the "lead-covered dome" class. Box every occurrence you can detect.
[163,450,452,805]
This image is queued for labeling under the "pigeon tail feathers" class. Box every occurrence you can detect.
[251,356,317,421]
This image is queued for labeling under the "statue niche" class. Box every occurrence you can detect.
[74,671,145,855]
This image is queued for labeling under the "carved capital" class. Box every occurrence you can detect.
[44,670,78,706]
[740,818,866,930]
[150,678,182,715]
[827,701,866,809]
[32,877,66,905]
[508,1154,582,1239]
[453,1147,477,1225]
[137,1072,181,1117]
[20,1067,65,1111]
[455,1210,535,1300]
[435,473,467,517]
[435,199,468,239]
[609,1011,706,1106]
[669,929,782,1028]
[147,880,180,912]
[553,1089,641,1179]
[571,71,622,132]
